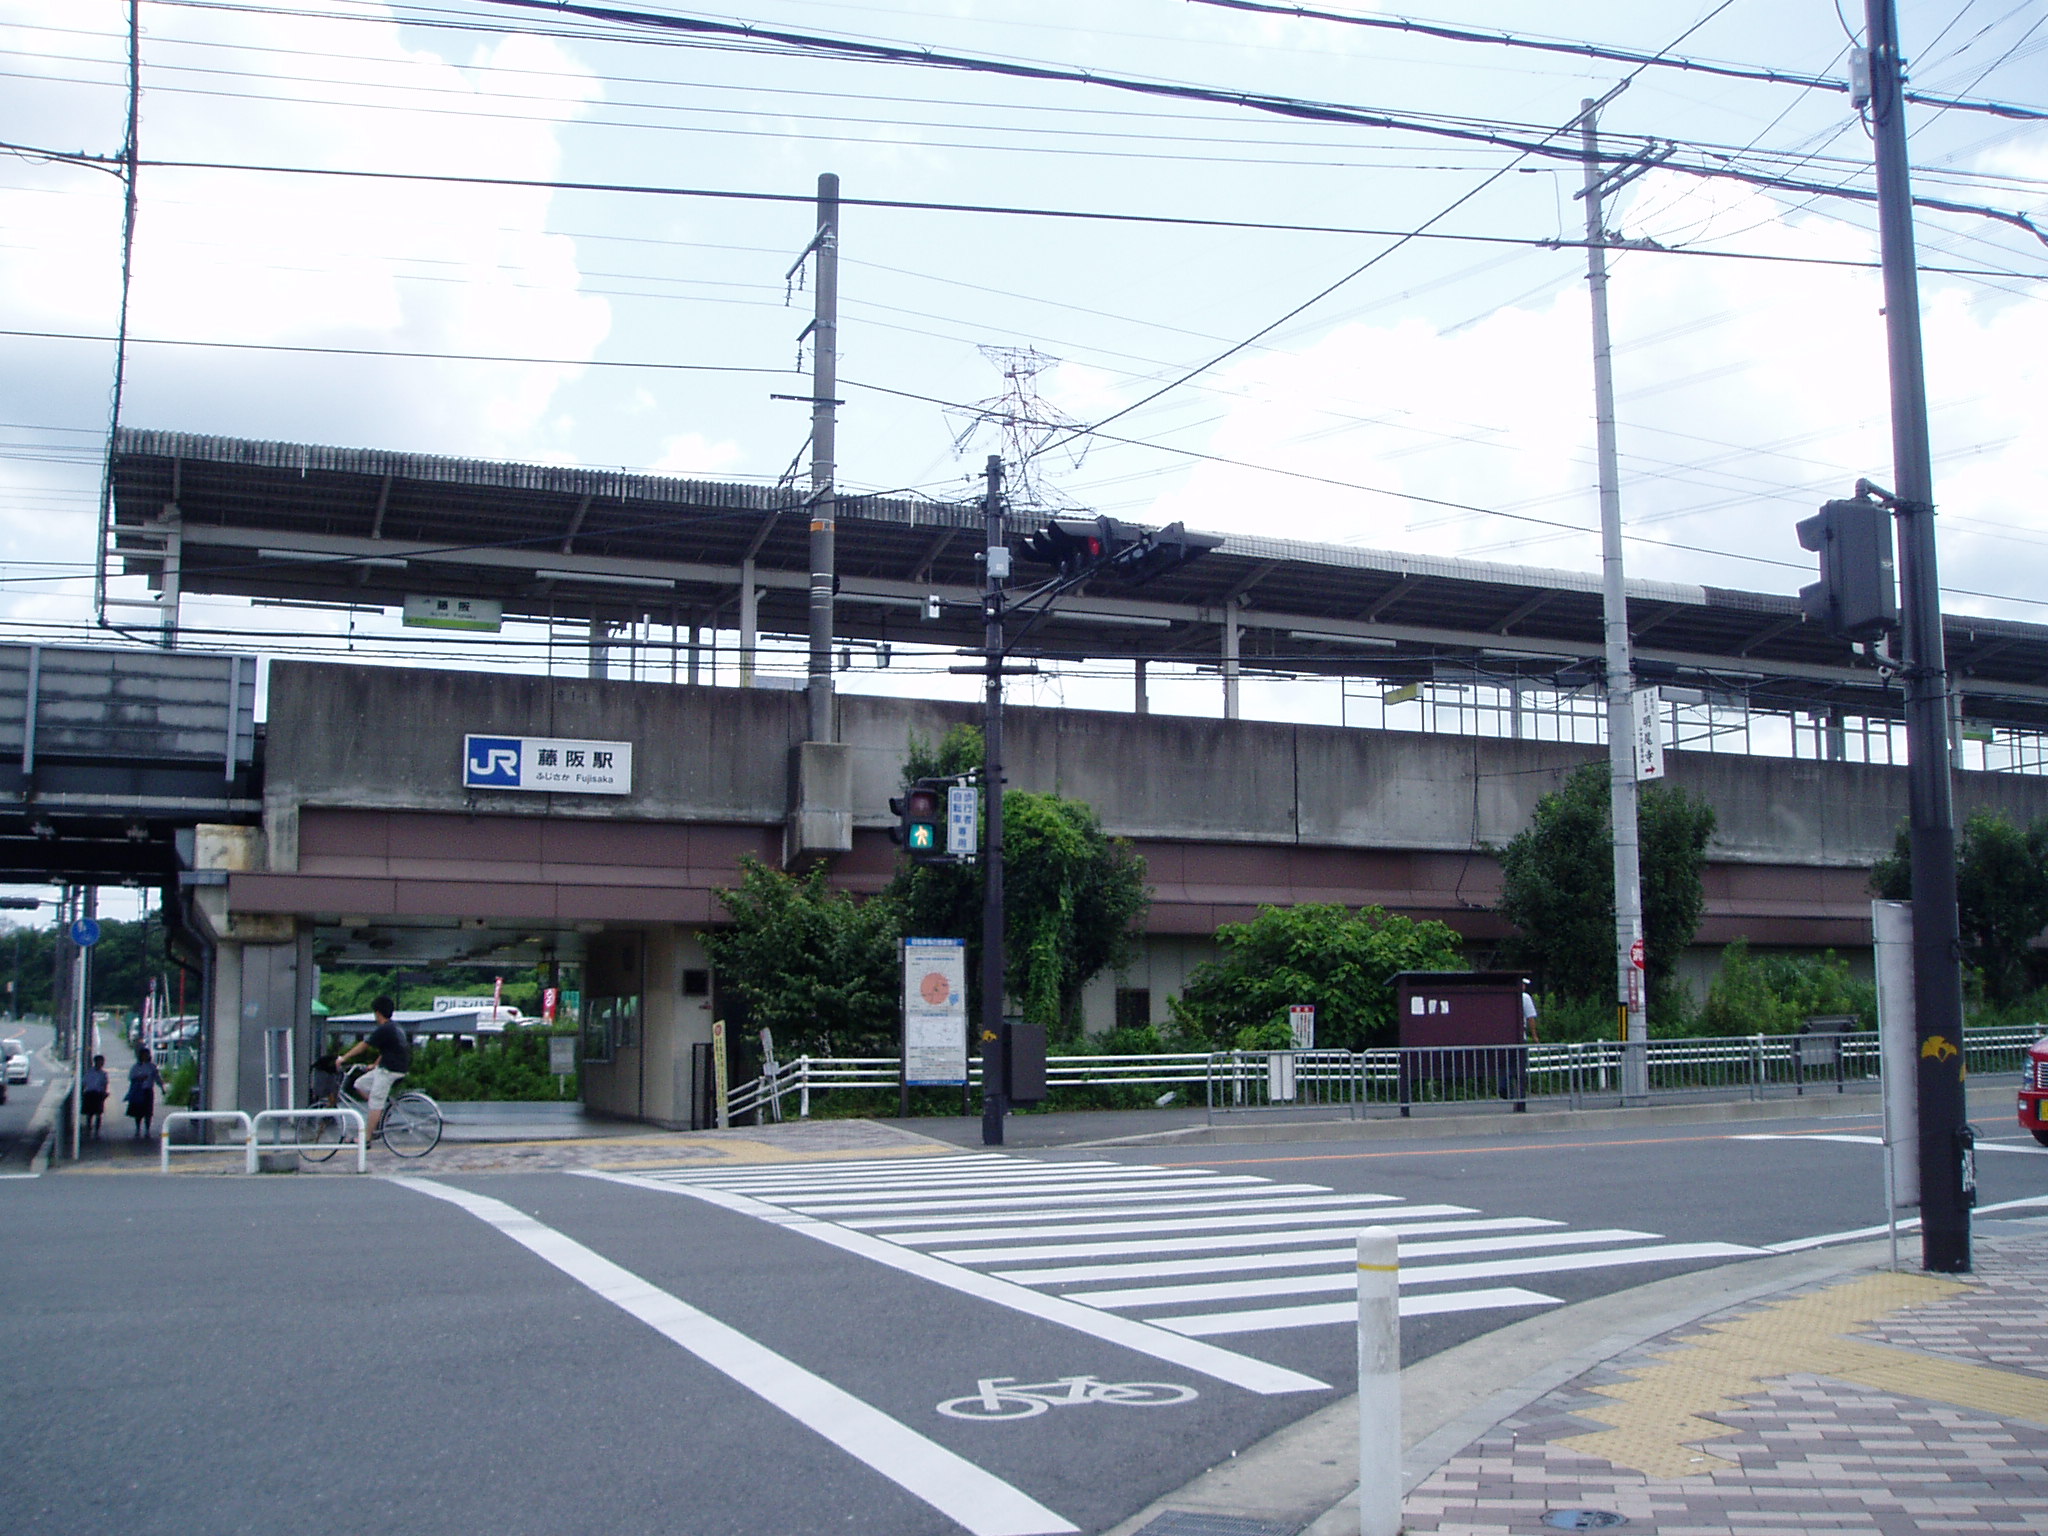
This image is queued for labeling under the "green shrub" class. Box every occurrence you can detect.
[1695,942,1873,1036]
[404,1024,577,1102]
[164,1060,198,1108]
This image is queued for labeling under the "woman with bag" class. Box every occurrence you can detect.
[125,1048,165,1139]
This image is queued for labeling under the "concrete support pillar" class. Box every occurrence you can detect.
[587,616,609,680]
[1135,658,1149,716]
[1222,600,1241,721]
[739,559,759,688]
[687,622,701,686]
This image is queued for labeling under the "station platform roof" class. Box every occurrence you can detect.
[109,429,2048,730]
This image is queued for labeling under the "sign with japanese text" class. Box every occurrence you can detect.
[903,937,968,1086]
[1631,688,1666,781]
[463,734,632,795]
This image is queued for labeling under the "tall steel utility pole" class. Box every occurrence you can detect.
[978,455,1009,1148]
[1579,96,1649,1102]
[1864,0,1970,1273]
[805,172,841,743]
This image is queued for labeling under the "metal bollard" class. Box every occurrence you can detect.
[1357,1226,1401,1536]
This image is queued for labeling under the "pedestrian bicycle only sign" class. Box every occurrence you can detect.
[463,734,633,795]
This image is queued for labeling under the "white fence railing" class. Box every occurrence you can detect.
[252,1107,367,1173]
[718,1027,2042,1124]
[159,1111,252,1172]
[158,1107,370,1172]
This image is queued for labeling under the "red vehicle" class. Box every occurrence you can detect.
[2022,1037,2048,1147]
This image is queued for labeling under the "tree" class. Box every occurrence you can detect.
[1495,762,1716,1005]
[700,856,904,1057]
[1872,810,2048,1005]
[1169,903,1466,1051]
[891,723,1149,1043]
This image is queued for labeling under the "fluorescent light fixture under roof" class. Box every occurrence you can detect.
[1289,629,1397,648]
[1054,610,1173,628]
[840,592,927,610]
[534,568,677,590]
[258,548,407,570]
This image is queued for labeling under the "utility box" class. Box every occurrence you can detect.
[1002,1019,1047,1107]
[1392,971,1534,1116]
[1393,971,1530,1048]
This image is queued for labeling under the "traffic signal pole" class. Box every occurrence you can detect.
[1865,0,1969,1273]
[979,454,1008,1147]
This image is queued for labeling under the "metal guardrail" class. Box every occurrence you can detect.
[718,1026,2043,1124]
[159,1110,252,1172]
[251,1107,367,1173]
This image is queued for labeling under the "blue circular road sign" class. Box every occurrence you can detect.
[70,917,102,948]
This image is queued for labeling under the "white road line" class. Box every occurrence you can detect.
[1732,1133,1884,1145]
[783,1176,1275,1212]
[929,1209,1482,1264]
[1156,1288,1562,1337]
[842,1188,1380,1229]
[752,1184,1289,1218]
[1066,1241,1762,1310]
[1733,1131,2040,1156]
[1763,1192,2048,1253]
[396,1177,1078,1536]
[898,1212,1546,1249]
[668,1155,1017,1182]
[693,1169,1219,1197]
[684,1161,1191,1190]
[580,1169,1330,1396]
[989,1229,1660,1286]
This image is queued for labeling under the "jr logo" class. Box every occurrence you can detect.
[464,736,522,787]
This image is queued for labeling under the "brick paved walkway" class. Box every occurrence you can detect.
[1405,1231,2048,1535]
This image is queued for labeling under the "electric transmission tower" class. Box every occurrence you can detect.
[950,346,1090,507]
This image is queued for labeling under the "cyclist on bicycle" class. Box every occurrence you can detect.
[335,996,410,1142]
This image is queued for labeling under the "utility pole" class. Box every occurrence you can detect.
[1579,95,1649,1102]
[1864,0,1969,1273]
[979,455,1008,1148]
[805,172,841,744]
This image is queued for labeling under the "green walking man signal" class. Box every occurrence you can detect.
[890,775,977,865]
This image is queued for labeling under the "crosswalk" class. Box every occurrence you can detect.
[612,1153,1759,1344]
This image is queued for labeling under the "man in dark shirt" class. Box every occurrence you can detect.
[336,996,411,1141]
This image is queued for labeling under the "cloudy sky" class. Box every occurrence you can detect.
[0,0,2043,728]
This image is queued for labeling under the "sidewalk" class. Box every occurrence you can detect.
[1117,1220,2048,1536]
[1393,1224,2048,1536]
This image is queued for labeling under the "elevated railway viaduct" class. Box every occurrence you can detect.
[174,660,2048,1128]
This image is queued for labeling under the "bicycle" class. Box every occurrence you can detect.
[300,1062,443,1160]
[936,1376,1197,1421]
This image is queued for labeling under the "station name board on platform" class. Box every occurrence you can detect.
[463,734,632,795]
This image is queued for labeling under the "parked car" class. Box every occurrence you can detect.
[2021,1036,2048,1147]
[2,1038,27,1085]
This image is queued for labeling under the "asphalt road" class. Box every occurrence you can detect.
[0,1021,57,1167]
[3,1100,2044,1536]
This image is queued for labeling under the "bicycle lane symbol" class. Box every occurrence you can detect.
[937,1376,1199,1422]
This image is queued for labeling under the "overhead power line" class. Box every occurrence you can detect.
[461,0,2046,242]
[1180,0,2048,122]
[4,144,2034,281]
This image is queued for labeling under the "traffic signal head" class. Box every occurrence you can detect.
[1107,522,1225,585]
[889,781,944,858]
[1019,517,1115,577]
[1797,498,1898,640]
[1018,516,1222,587]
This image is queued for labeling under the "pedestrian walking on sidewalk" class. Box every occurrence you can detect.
[80,1054,108,1139]
[125,1048,165,1139]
